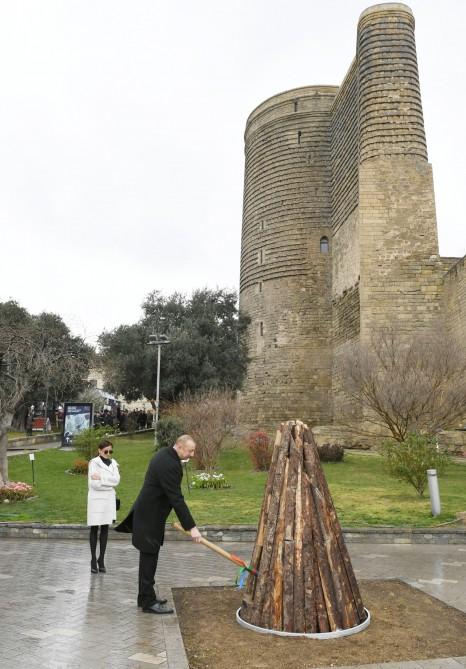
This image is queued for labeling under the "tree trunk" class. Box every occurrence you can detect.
[0,413,13,486]
[43,386,49,432]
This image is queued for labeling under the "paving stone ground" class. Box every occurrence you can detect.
[1,538,466,668]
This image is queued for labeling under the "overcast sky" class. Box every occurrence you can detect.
[0,0,464,345]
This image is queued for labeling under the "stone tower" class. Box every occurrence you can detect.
[239,86,336,429]
[239,3,466,432]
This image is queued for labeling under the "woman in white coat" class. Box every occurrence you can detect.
[87,439,120,574]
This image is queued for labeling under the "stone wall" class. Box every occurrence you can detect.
[359,157,440,338]
[442,256,466,353]
[330,59,359,234]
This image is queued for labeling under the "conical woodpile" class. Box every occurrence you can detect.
[239,420,368,634]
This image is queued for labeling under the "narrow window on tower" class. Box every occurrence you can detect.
[294,99,298,112]
[258,281,263,293]
[258,248,264,265]
[260,321,264,336]
[320,236,329,254]
[297,130,302,144]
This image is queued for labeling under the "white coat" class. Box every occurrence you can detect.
[87,456,120,526]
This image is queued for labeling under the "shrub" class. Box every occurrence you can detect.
[74,426,114,461]
[380,432,450,497]
[247,431,273,471]
[317,443,344,463]
[155,416,185,451]
[0,481,34,501]
[174,388,236,471]
[190,472,230,490]
[69,458,89,475]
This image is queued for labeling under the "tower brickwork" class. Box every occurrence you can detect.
[240,87,336,428]
[239,3,466,432]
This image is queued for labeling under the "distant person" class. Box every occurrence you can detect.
[119,410,128,433]
[138,410,147,430]
[87,440,120,574]
[25,407,34,436]
[115,434,201,614]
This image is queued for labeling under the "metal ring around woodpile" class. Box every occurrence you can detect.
[236,607,371,639]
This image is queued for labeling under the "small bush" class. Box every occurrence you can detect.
[69,458,89,475]
[0,481,34,501]
[74,426,114,461]
[174,388,237,471]
[317,443,344,463]
[190,472,230,490]
[247,431,273,471]
[155,416,185,451]
[380,432,450,497]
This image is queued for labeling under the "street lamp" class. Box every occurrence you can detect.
[147,333,170,445]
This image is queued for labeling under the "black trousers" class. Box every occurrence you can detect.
[138,548,160,609]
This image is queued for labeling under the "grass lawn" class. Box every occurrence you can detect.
[2,434,465,527]
[7,430,26,440]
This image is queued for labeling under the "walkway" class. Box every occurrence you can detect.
[7,440,61,457]
[1,538,465,668]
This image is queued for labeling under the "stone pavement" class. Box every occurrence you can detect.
[1,538,466,669]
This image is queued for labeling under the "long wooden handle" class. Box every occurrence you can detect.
[172,522,245,566]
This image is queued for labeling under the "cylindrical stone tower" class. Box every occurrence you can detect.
[239,87,337,431]
[357,3,428,162]
[356,3,440,342]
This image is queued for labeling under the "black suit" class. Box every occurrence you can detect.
[115,446,195,607]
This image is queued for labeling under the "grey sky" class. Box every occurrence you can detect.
[0,0,464,345]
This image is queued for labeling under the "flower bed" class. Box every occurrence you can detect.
[0,481,35,502]
[190,472,230,490]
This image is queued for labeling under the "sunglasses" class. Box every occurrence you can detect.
[102,449,113,455]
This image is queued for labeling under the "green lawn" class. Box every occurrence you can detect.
[7,431,26,440]
[2,435,465,527]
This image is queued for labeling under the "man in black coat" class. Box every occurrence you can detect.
[115,434,201,613]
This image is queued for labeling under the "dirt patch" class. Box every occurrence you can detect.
[173,580,466,669]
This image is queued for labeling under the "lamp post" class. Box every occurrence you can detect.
[147,333,170,446]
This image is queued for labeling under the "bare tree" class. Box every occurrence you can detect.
[0,302,92,486]
[0,325,38,486]
[340,328,466,442]
[173,388,237,471]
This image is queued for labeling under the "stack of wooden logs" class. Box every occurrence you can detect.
[240,420,367,634]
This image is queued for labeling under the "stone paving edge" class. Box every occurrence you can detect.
[0,522,465,543]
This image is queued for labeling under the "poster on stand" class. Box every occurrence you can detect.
[62,402,93,446]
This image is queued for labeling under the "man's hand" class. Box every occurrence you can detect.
[190,527,202,543]
[91,473,101,480]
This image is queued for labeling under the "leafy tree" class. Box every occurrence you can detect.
[380,432,450,497]
[99,288,249,406]
[0,301,93,485]
[74,426,114,461]
[155,416,185,451]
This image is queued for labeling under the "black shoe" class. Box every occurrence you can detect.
[138,599,168,609]
[142,601,174,615]
[97,558,106,573]
[91,560,98,574]
[138,596,167,607]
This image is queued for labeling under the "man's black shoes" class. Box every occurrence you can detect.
[142,601,174,615]
[138,596,167,607]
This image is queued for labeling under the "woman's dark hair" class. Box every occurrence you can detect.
[98,439,113,451]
